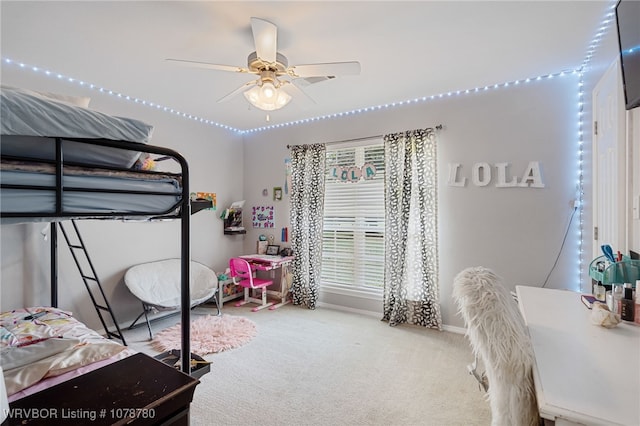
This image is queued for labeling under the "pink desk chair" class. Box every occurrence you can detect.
[229,257,274,311]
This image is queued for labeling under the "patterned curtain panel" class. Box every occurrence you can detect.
[382,128,442,329]
[289,143,326,309]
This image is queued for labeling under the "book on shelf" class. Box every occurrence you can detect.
[581,294,602,309]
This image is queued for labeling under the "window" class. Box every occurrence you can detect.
[322,141,385,292]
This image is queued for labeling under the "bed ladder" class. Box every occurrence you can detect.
[59,220,127,345]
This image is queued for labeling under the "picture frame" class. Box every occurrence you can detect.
[273,186,283,201]
[252,205,274,228]
[266,245,280,255]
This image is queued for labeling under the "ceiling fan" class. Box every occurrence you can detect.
[166,17,361,111]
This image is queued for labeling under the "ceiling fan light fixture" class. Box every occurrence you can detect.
[243,82,291,111]
[168,18,360,113]
[260,81,277,100]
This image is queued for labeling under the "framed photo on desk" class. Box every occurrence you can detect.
[266,245,280,255]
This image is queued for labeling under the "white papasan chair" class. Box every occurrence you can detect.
[124,258,219,339]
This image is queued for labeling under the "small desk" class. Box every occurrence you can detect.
[239,254,294,309]
[516,286,640,426]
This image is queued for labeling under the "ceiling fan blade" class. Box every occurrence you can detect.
[166,58,251,74]
[250,17,277,63]
[292,76,335,88]
[217,80,259,103]
[288,61,361,78]
[282,81,316,108]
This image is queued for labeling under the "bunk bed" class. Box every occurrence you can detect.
[1,86,205,423]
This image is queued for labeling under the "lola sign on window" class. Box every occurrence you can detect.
[447,161,545,188]
[329,163,377,183]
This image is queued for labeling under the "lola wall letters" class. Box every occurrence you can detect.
[447,161,545,188]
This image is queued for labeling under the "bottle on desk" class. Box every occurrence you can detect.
[594,283,606,302]
[612,285,624,314]
[620,286,635,322]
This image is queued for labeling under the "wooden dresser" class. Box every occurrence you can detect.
[6,353,200,425]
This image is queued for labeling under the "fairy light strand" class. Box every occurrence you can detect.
[243,70,579,134]
[1,57,579,136]
[1,57,242,133]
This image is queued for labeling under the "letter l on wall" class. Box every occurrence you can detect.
[447,163,466,187]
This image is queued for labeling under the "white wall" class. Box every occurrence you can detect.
[243,74,581,328]
[1,6,629,332]
[0,68,243,331]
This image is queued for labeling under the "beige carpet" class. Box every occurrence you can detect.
[125,304,491,426]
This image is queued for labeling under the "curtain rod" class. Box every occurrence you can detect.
[286,124,443,149]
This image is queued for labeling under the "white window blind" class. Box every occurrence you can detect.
[322,141,385,291]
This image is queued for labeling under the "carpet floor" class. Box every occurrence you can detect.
[124,303,491,426]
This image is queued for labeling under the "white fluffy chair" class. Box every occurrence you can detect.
[452,266,539,426]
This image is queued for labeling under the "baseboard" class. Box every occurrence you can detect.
[317,302,467,334]
[442,324,466,334]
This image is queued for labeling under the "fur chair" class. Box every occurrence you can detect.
[452,266,539,426]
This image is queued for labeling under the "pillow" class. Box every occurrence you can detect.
[38,91,91,108]
[0,313,63,349]
[0,85,91,108]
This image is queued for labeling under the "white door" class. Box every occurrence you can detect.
[592,59,626,261]
[631,109,640,252]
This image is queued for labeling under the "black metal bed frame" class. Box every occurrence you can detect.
[1,136,200,374]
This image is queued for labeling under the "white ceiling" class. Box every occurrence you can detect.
[1,1,612,132]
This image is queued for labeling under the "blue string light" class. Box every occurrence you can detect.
[1,57,242,133]
[243,69,580,134]
[0,57,581,136]
[577,73,585,291]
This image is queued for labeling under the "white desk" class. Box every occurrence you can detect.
[516,286,640,426]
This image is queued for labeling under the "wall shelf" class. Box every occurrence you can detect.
[223,207,244,234]
[224,229,246,235]
[191,199,213,215]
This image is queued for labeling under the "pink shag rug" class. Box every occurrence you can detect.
[151,314,257,355]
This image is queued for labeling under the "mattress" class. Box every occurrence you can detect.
[0,307,133,401]
[1,161,182,222]
[0,86,153,143]
[1,86,154,168]
[1,134,145,169]
[0,87,153,168]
